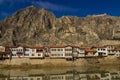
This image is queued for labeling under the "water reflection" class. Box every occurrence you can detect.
[0,67,120,80]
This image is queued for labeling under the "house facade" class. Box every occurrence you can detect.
[65,46,73,59]
[92,46,108,57]
[114,49,120,57]
[29,47,45,59]
[77,47,85,58]
[11,46,24,58]
[49,45,65,58]
[1,45,120,60]
[85,49,97,57]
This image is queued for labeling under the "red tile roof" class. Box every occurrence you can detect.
[85,49,97,53]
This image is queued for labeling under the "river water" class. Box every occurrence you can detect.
[0,66,120,80]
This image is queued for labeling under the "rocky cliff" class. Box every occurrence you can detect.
[0,6,120,46]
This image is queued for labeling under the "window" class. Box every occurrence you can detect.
[32,54,34,56]
[103,49,105,51]
[65,53,72,56]
[32,49,35,52]
[58,49,61,51]
[25,54,29,56]
[61,54,63,56]
[38,54,41,56]
[51,54,54,56]
[25,49,29,51]
[12,54,16,56]
[65,49,72,51]
[37,49,43,52]
[51,48,56,51]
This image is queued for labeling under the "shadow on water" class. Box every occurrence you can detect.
[1,65,120,80]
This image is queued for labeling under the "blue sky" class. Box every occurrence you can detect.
[0,0,120,20]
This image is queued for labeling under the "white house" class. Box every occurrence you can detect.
[24,47,32,58]
[108,50,116,56]
[85,49,97,57]
[29,46,45,59]
[78,47,85,58]
[10,76,43,80]
[92,46,108,57]
[105,45,116,56]
[65,46,73,59]
[49,45,65,58]
[105,45,115,51]
[72,46,86,58]
[114,49,120,57]
[49,74,66,80]
[10,46,24,58]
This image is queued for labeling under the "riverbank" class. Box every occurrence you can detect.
[0,56,120,68]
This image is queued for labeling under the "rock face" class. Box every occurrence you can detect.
[0,6,120,46]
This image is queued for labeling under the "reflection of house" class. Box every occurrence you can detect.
[79,74,87,80]
[10,76,43,80]
[49,74,65,80]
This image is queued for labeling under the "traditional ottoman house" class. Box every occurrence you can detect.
[29,46,45,59]
[49,45,65,59]
[72,46,79,59]
[72,46,86,58]
[0,46,5,59]
[65,45,73,59]
[107,50,117,56]
[85,49,97,57]
[10,46,24,58]
[105,45,116,56]
[91,46,108,57]
[23,46,32,58]
[105,45,115,50]
[78,47,86,58]
[5,46,12,59]
[49,74,66,80]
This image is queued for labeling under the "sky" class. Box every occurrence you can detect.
[0,0,120,20]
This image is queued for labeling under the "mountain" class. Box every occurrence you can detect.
[0,6,120,46]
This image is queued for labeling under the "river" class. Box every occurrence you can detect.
[0,65,120,80]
